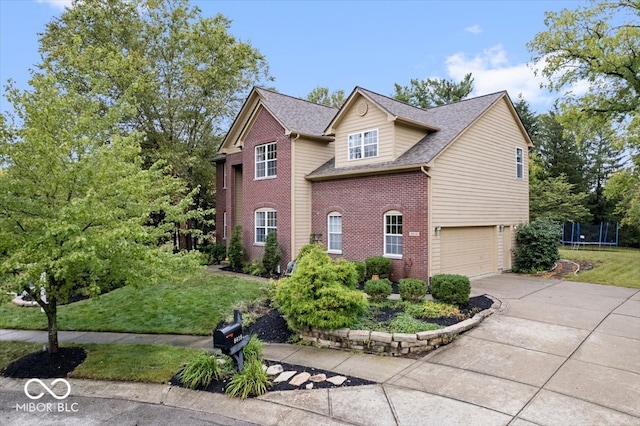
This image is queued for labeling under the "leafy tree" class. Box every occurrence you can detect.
[528,0,640,139]
[0,74,202,354]
[529,174,591,222]
[605,168,640,229]
[38,0,271,247]
[393,73,473,108]
[306,86,345,108]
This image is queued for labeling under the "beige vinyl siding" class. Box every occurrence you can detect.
[430,98,529,227]
[291,137,335,257]
[334,94,394,169]
[394,123,427,159]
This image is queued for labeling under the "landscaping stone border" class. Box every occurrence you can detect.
[298,295,502,356]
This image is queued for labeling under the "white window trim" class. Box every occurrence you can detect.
[348,129,378,161]
[327,212,343,254]
[255,142,277,180]
[383,211,403,259]
[254,208,277,245]
[516,147,524,180]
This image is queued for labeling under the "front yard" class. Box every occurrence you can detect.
[0,271,267,335]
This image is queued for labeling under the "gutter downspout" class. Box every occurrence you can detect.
[420,165,432,281]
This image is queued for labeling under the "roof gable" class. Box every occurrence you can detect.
[218,87,337,153]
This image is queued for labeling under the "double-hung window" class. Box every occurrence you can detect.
[384,211,403,258]
[348,129,378,160]
[255,142,277,179]
[327,213,343,254]
[516,147,524,179]
[255,209,277,244]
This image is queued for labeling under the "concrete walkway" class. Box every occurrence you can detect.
[1,274,639,425]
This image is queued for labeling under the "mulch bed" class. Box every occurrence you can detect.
[2,347,87,379]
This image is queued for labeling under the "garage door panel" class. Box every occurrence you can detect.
[441,227,495,277]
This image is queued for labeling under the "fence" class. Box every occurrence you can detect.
[561,222,619,248]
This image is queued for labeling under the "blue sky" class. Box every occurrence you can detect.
[1,0,584,115]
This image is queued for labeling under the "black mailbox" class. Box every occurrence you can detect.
[212,309,250,371]
[213,323,243,350]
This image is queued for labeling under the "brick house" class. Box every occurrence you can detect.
[214,86,532,281]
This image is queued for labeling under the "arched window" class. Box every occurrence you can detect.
[255,208,276,244]
[327,212,343,254]
[384,211,403,258]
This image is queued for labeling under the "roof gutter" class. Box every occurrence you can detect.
[286,130,334,142]
[306,164,422,182]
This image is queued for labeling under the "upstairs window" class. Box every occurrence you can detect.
[327,213,343,254]
[516,147,524,179]
[348,129,378,160]
[255,142,277,179]
[384,211,403,258]
[255,209,276,244]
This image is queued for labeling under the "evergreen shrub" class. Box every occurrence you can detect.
[228,225,245,269]
[365,256,392,279]
[334,259,359,289]
[364,278,392,301]
[274,244,368,330]
[262,231,282,275]
[431,274,471,305]
[398,278,427,302]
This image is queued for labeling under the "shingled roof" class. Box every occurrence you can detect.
[307,89,507,180]
[255,88,338,136]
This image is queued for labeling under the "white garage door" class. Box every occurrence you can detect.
[440,227,496,278]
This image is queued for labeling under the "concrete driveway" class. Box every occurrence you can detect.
[384,274,640,425]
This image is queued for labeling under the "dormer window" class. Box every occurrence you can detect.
[348,129,378,160]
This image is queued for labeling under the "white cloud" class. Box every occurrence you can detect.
[444,45,553,110]
[464,25,482,34]
[35,0,72,10]
[444,45,591,112]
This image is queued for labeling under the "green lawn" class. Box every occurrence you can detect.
[0,341,202,383]
[559,247,640,288]
[0,271,267,335]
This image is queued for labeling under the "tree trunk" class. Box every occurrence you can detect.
[44,299,59,354]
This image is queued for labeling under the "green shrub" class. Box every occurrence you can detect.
[201,242,226,265]
[225,359,270,399]
[365,256,392,279]
[387,312,441,333]
[352,261,366,283]
[431,274,471,305]
[228,225,245,269]
[364,278,392,302]
[406,300,463,319]
[262,231,283,275]
[398,278,427,303]
[513,219,561,273]
[243,259,266,276]
[274,245,368,330]
[177,351,234,389]
[334,259,359,289]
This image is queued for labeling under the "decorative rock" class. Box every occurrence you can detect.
[326,375,347,386]
[305,383,314,390]
[328,328,350,338]
[273,371,297,383]
[393,333,417,343]
[417,330,441,341]
[266,364,284,375]
[289,372,311,386]
[309,373,326,383]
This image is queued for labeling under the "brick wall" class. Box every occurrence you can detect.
[238,108,292,270]
[311,171,429,281]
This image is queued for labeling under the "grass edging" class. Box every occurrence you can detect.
[298,295,501,356]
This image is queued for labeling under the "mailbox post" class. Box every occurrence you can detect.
[213,310,250,371]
